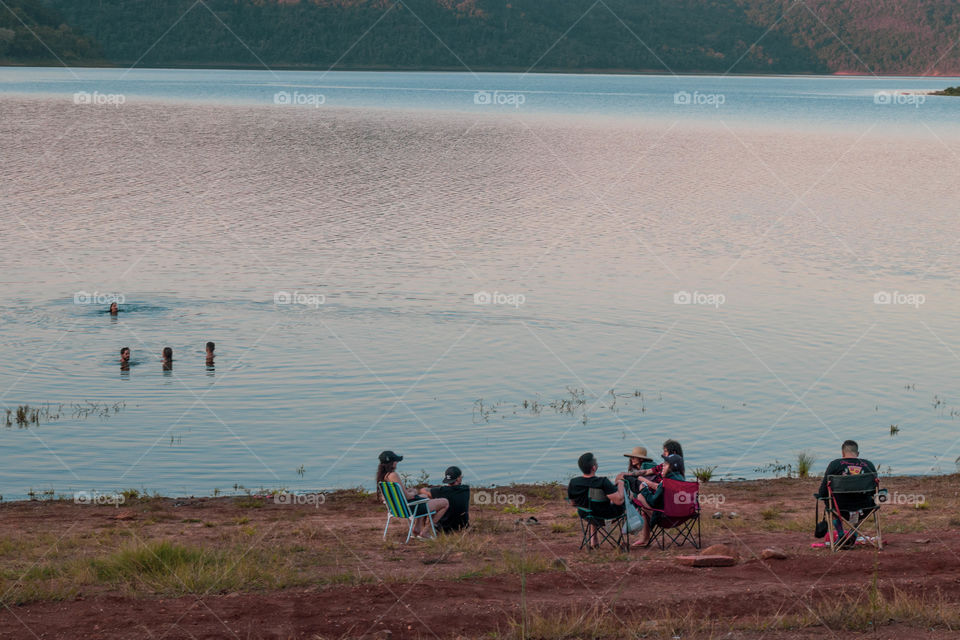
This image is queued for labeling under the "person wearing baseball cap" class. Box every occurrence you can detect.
[376,451,449,538]
[417,465,470,532]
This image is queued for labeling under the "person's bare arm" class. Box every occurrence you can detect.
[607,478,625,505]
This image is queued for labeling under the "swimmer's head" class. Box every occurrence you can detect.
[109,302,118,314]
[162,347,173,361]
[120,347,130,361]
[206,341,215,354]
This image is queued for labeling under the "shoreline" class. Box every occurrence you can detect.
[1,472,953,506]
[1,474,957,638]
[4,61,960,79]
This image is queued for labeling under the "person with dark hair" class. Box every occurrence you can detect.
[109,302,119,315]
[568,452,625,546]
[634,440,685,484]
[162,347,173,371]
[120,347,131,371]
[417,466,470,533]
[630,453,686,547]
[205,342,215,367]
[817,440,878,548]
[663,439,683,457]
[376,451,448,538]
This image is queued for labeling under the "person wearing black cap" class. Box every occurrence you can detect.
[631,450,686,547]
[417,466,470,533]
[376,451,449,538]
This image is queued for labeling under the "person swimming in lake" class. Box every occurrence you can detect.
[120,347,130,370]
[109,302,119,315]
[205,341,215,366]
[162,346,173,371]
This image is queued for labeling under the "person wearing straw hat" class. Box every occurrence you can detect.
[616,446,656,494]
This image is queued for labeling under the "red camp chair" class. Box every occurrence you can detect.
[646,478,701,550]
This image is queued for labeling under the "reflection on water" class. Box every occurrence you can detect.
[1,76,960,499]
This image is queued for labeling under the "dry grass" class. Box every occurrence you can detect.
[501,587,960,638]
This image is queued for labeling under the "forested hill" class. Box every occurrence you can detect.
[0,0,101,64]
[5,0,960,75]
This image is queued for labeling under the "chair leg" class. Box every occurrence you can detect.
[875,511,883,550]
[383,514,392,540]
[427,512,437,538]
[826,509,837,552]
[405,518,415,544]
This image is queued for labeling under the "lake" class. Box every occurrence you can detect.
[1,67,959,499]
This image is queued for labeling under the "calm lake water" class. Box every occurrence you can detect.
[2,68,960,499]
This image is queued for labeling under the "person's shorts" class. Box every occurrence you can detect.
[591,503,625,521]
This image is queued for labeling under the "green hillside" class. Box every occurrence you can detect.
[0,0,101,64]
[4,0,960,75]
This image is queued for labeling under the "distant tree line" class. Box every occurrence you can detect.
[2,0,958,75]
[0,0,101,63]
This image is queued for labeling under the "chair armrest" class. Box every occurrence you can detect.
[406,498,429,506]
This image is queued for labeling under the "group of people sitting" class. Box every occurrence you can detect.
[567,439,686,547]
[375,451,470,538]
[375,438,881,550]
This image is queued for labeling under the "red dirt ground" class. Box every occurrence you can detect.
[1,475,958,639]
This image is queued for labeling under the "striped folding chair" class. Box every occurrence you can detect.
[379,481,437,543]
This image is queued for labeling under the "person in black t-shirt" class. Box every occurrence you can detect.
[568,452,625,521]
[418,466,470,533]
[817,440,878,547]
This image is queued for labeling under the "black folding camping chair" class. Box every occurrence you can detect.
[577,487,628,551]
[815,472,883,552]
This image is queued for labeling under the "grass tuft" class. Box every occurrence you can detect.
[796,451,815,479]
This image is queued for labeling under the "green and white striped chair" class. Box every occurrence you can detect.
[379,481,437,543]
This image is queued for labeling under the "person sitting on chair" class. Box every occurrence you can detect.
[417,466,470,533]
[376,451,448,539]
[568,452,625,547]
[617,446,656,494]
[630,453,685,547]
[633,439,684,484]
[816,440,878,548]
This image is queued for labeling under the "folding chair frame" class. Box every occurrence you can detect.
[643,478,702,551]
[577,507,629,551]
[817,474,883,552]
[647,513,701,550]
[379,481,438,543]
